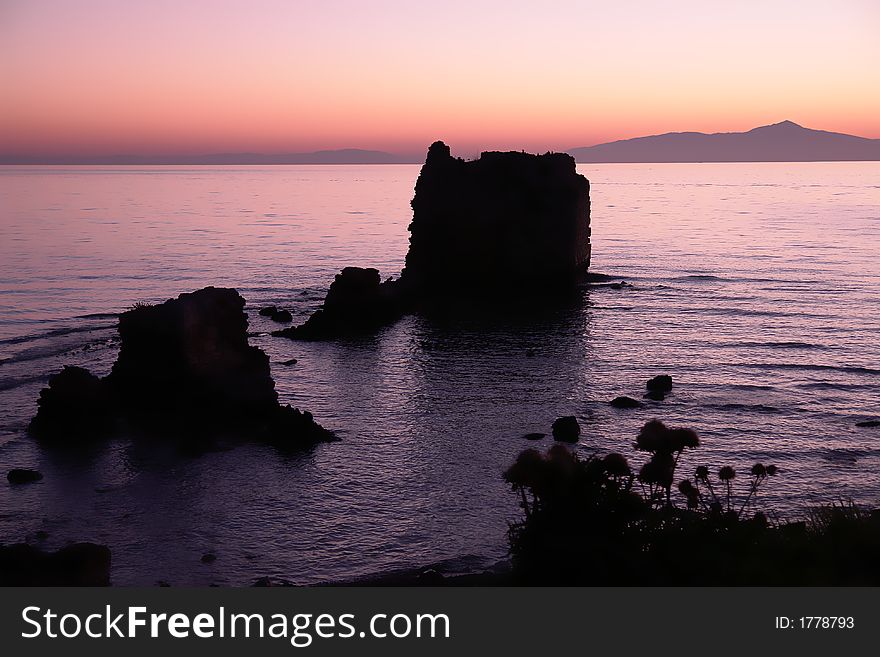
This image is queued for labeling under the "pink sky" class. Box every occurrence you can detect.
[2,0,879,157]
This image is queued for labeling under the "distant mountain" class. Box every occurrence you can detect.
[568,121,880,163]
[0,148,419,165]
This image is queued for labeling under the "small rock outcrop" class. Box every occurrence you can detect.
[0,542,111,586]
[610,396,642,409]
[259,306,292,322]
[6,468,43,484]
[273,267,405,340]
[646,375,673,394]
[278,142,591,339]
[30,287,334,450]
[7,469,43,484]
[645,375,673,400]
[28,366,112,439]
[552,416,581,443]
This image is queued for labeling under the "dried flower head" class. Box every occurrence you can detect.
[718,466,736,481]
[602,452,631,477]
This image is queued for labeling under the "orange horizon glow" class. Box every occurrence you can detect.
[2,0,879,158]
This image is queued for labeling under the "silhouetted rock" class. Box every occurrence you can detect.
[403,141,590,300]
[0,542,111,586]
[269,308,292,323]
[551,416,580,443]
[610,396,642,409]
[273,267,406,340]
[252,575,294,587]
[30,287,334,450]
[645,389,666,401]
[201,552,217,564]
[7,469,43,484]
[523,432,546,441]
[279,358,298,366]
[259,305,278,316]
[856,420,880,428]
[279,142,591,339]
[646,375,673,394]
[28,366,112,442]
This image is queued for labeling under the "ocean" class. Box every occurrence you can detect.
[1,162,879,585]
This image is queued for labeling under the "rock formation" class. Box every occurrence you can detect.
[278,142,591,339]
[30,287,334,450]
[645,375,673,401]
[551,416,581,443]
[610,396,642,409]
[0,542,111,586]
[7,469,44,484]
[273,267,405,340]
[403,141,590,297]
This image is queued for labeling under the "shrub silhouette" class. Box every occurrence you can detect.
[505,420,880,584]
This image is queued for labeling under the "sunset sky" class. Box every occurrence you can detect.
[2,0,879,158]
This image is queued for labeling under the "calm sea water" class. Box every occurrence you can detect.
[1,162,879,585]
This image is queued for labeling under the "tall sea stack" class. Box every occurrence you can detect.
[403,141,591,297]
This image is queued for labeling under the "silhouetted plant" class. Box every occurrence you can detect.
[718,466,736,511]
[499,419,868,585]
[634,420,699,507]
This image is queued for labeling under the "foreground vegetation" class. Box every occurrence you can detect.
[505,420,880,585]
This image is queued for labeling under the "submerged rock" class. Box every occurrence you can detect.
[0,542,111,586]
[273,267,406,340]
[523,432,546,441]
[278,141,591,339]
[552,416,580,443]
[610,396,642,409]
[30,287,334,450]
[7,469,44,484]
[856,420,880,428]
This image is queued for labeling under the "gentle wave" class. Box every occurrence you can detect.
[736,363,880,376]
[720,341,822,350]
[710,403,784,414]
[795,382,871,391]
[0,322,116,347]
[0,373,48,392]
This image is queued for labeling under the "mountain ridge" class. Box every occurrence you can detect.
[568,121,880,163]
